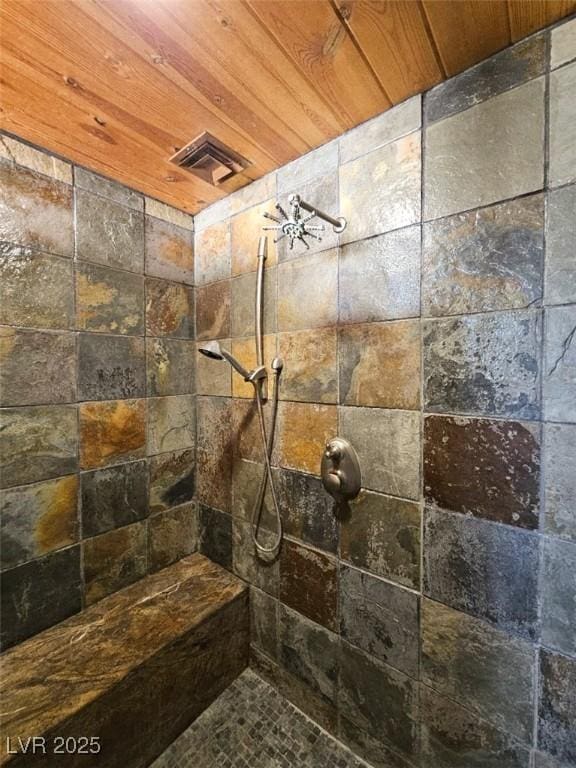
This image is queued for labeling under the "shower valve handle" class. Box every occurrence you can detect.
[321,438,361,502]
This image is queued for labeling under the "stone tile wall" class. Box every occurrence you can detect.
[194,16,576,768]
[0,137,197,650]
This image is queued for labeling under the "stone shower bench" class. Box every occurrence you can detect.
[0,553,249,767]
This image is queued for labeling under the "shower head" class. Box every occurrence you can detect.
[198,341,252,380]
[198,340,224,361]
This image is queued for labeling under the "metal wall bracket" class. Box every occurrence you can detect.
[321,437,361,502]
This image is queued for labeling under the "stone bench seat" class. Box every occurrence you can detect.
[0,553,249,768]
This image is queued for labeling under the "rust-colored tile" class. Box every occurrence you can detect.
[197,397,234,512]
[196,338,232,396]
[145,215,194,285]
[194,220,230,284]
[76,262,144,336]
[196,280,231,340]
[83,522,147,605]
[79,399,146,470]
[278,328,337,404]
[233,398,274,463]
[274,402,338,475]
[231,335,277,398]
[231,200,277,275]
[280,539,338,631]
[145,277,194,339]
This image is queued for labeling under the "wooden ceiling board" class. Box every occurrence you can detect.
[1,0,574,214]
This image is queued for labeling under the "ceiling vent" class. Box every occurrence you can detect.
[169,132,250,187]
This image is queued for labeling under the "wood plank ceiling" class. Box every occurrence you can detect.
[1,0,574,214]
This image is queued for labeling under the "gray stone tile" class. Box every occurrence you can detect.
[277,250,338,331]
[278,328,337,404]
[147,395,196,456]
[551,17,576,69]
[198,505,232,570]
[0,405,78,488]
[195,338,231,397]
[422,598,535,743]
[421,685,531,768]
[425,78,544,220]
[422,194,544,316]
[231,459,275,532]
[233,517,279,595]
[533,750,571,768]
[0,475,79,570]
[76,261,144,336]
[341,490,421,589]
[195,280,231,340]
[78,333,145,401]
[148,503,197,573]
[74,167,143,211]
[0,328,76,406]
[544,423,576,542]
[194,220,230,285]
[146,277,194,339]
[538,649,576,764]
[81,460,148,537]
[340,406,420,499]
[545,185,576,305]
[76,188,144,273]
[339,225,421,325]
[543,305,576,423]
[549,62,576,187]
[542,537,576,657]
[277,140,338,194]
[340,640,419,760]
[0,244,74,330]
[0,160,73,257]
[231,268,276,338]
[425,33,546,124]
[145,197,193,230]
[0,546,81,651]
[146,337,195,397]
[423,507,540,640]
[145,215,194,285]
[340,95,421,165]
[250,586,278,660]
[341,132,421,244]
[229,172,276,216]
[0,135,71,184]
[423,310,541,419]
[340,564,419,678]
[197,397,234,512]
[148,448,195,515]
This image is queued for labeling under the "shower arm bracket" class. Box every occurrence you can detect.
[289,194,346,233]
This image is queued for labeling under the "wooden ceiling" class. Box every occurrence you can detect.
[1,0,575,214]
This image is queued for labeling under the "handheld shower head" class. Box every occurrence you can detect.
[198,340,224,361]
[198,341,253,381]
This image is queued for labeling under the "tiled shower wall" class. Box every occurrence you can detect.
[194,17,576,768]
[0,137,197,650]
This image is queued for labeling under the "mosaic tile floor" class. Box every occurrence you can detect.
[151,668,369,768]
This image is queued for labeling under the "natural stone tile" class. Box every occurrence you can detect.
[339,319,421,409]
[538,649,576,764]
[426,33,546,124]
[341,490,421,589]
[425,78,544,220]
[197,397,234,512]
[424,415,540,529]
[147,395,195,456]
[340,95,421,165]
[250,586,277,659]
[341,132,421,244]
[340,564,419,677]
[193,196,230,232]
[196,338,232,396]
[145,197,193,229]
[231,459,275,532]
[549,62,576,187]
[229,173,276,216]
[421,685,531,768]
[278,604,338,709]
[280,539,338,631]
[195,280,231,340]
[76,188,144,273]
[534,750,570,768]
[424,507,539,640]
[274,468,337,555]
[340,406,420,499]
[146,337,195,397]
[423,310,541,419]
[0,546,81,650]
[422,194,544,316]
[75,167,143,210]
[0,244,73,330]
[340,640,419,760]
[76,261,144,336]
[148,503,197,573]
[339,225,421,325]
[0,405,78,488]
[145,215,194,285]
[148,448,195,515]
[233,397,273,464]
[545,184,576,305]
[551,17,576,69]
[338,717,415,768]
[277,140,338,194]
[0,135,72,183]
[78,333,145,401]
[422,598,535,743]
[0,328,75,406]
[199,505,232,569]
[543,305,576,423]
[542,537,576,657]
[79,399,146,470]
[231,200,277,275]
[0,475,78,570]
[232,517,279,594]
[544,423,576,542]
[83,521,147,605]
[81,460,148,537]
[278,328,337,404]
[0,160,73,256]
[274,401,337,475]
[231,267,276,339]
[145,277,194,338]
[231,334,276,398]
[194,220,230,285]
[278,250,337,331]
